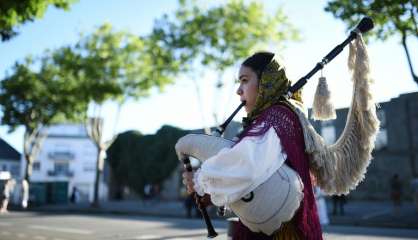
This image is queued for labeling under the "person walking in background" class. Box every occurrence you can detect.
[70,186,79,204]
[181,186,194,218]
[184,194,194,218]
[332,195,346,216]
[143,184,152,199]
[1,179,15,213]
[143,183,154,206]
[390,174,402,216]
[314,186,329,226]
[311,172,329,226]
[152,184,161,202]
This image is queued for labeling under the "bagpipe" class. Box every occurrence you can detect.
[178,17,377,238]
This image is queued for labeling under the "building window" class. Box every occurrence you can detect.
[48,151,75,161]
[54,162,70,175]
[83,162,95,172]
[321,121,336,145]
[377,109,386,128]
[33,162,41,171]
[375,109,388,150]
[10,165,20,176]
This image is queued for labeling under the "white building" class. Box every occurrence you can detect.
[26,123,107,204]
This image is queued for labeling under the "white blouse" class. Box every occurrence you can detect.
[193,127,287,206]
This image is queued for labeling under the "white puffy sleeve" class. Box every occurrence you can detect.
[193,127,287,206]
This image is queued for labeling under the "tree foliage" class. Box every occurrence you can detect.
[0,51,88,184]
[0,0,77,41]
[153,0,299,72]
[325,0,417,40]
[57,23,180,105]
[72,24,181,206]
[150,0,299,125]
[0,24,175,133]
[74,24,180,103]
[107,126,188,196]
[324,0,418,84]
[0,22,178,134]
[0,56,86,133]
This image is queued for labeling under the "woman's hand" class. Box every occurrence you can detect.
[182,171,195,194]
[182,171,213,208]
[196,194,212,208]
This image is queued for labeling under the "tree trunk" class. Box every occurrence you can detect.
[22,129,33,210]
[23,153,33,182]
[91,146,105,207]
[401,33,418,86]
[21,153,33,209]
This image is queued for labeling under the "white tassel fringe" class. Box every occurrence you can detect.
[292,34,380,195]
[312,76,336,121]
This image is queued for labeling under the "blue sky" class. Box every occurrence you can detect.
[0,0,417,153]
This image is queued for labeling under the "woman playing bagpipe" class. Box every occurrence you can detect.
[175,17,379,239]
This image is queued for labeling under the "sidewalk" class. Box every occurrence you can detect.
[327,200,418,229]
[21,199,418,229]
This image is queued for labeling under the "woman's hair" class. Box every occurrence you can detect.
[241,51,275,79]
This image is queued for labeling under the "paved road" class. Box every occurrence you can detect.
[0,212,417,240]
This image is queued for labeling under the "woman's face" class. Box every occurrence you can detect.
[236,65,259,113]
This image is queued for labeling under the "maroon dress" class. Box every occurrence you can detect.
[232,104,323,240]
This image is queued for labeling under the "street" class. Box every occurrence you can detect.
[0,212,417,240]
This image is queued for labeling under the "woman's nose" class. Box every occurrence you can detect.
[236,86,243,95]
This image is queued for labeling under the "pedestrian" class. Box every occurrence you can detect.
[70,186,79,204]
[143,184,152,205]
[143,184,151,199]
[1,179,15,213]
[313,186,329,226]
[181,187,194,218]
[184,194,194,218]
[390,174,402,216]
[332,195,346,216]
[152,184,161,202]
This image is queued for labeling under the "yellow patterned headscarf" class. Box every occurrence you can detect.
[243,57,303,127]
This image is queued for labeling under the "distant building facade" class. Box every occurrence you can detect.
[26,123,108,204]
[310,92,418,200]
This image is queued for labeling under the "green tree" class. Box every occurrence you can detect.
[151,0,299,126]
[72,23,180,103]
[0,0,77,41]
[107,126,188,197]
[106,130,143,189]
[72,23,180,207]
[0,55,88,208]
[324,0,418,85]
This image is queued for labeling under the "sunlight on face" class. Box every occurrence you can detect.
[236,65,259,113]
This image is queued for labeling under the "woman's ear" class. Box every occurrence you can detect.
[256,76,261,87]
